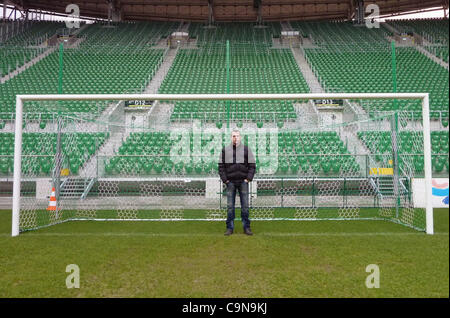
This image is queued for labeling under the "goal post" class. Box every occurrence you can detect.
[11,93,434,236]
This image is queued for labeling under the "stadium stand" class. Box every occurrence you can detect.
[159,23,310,126]
[358,130,449,174]
[0,19,447,181]
[0,22,172,117]
[76,21,179,49]
[294,21,449,121]
[387,18,449,62]
[189,22,276,45]
[104,131,359,176]
[0,21,176,177]
[0,21,64,77]
[0,132,108,175]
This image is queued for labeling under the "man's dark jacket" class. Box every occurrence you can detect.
[218,142,256,183]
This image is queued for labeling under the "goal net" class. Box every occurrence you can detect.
[9,93,434,236]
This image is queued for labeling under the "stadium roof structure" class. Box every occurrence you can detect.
[3,0,449,22]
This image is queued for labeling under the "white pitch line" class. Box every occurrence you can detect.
[1,232,449,237]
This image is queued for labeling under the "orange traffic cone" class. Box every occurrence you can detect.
[47,187,58,211]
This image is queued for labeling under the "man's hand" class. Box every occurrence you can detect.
[225,180,230,184]
[244,179,249,183]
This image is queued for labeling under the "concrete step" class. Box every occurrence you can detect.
[280,21,293,32]
[414,45,449,69]
[144,48,178,94]
[290,47,324,93]
[0,196,12,209]
[60,178,95,199]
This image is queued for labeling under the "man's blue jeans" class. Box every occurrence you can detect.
[226,181,250,230]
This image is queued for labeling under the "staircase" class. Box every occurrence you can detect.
[294,101,320,128]
[79,130,129,178]
[340,126,370,170]
[178,21,190,33]
[280,21,293,32]
[376,176,395,196]
[291,47,324,93]
[147,102,173,130]
[380,22,397,35]
[415,45,449,69]
[0,197,12,209]
[59,177,95,199]
[372,175,409,199]
[143,47,178,94]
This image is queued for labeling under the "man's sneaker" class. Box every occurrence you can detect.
[224,229,233,236]
[244,228,253,236]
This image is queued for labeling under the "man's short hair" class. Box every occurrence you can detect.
[232,128,240,135]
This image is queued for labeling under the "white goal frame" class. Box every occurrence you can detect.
[11,93,433,236]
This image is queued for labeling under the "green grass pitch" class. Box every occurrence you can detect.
[0,209,448,298]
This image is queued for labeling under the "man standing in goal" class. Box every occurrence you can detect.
[218,129,256,236]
